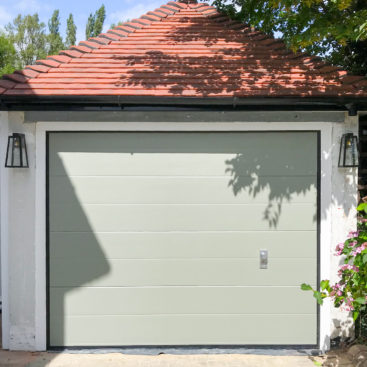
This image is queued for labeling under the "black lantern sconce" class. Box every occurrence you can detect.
[5,133,29,168]
[338,133,359,168]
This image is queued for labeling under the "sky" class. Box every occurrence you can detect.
[0,0,166,43]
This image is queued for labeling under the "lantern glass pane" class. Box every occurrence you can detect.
[20,134,28,167]
[5,133,29,168]
[12,135,21,167]
[338,133,359,167]
[339,135,346,167]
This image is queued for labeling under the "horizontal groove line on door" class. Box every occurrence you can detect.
[50,203,317,206]
[62,313,317,317]
[50,231,317,235]
[49,257,317,260]
[49,285,317,289]
[49,174,318,178]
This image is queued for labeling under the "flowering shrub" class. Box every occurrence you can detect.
[301,203,367,321]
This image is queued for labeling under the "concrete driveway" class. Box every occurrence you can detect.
[0,350,319,367]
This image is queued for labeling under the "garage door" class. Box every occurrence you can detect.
[48,131,318,347]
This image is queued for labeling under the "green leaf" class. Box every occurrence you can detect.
[320,280,330,291]
[355,297,366,304]
[313,291,324,305]
[357,203,367,211]
[353,311,360,321]
[301,283,313,291]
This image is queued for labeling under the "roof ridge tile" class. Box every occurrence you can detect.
[167,1,186,9]
[14,69,39,78]
[70,45,92,53]
[114,26,134,33]
[59,49,84,58]
[108,29,129,38]
[160,4,180,12]
[25,64,50,73]
[141,14,162,22]
[88,37,110,45]
[190,3,208,9]
[99,32,121,41]
[147,11,166,18]
[154,8,171,16]
[79,40,100,49]
[35,59,61,68]
[131,18,152,26]
[47,55,72,63]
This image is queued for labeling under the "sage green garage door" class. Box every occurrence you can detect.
[48,132,318,347]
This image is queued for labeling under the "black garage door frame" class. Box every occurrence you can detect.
[45,130,321,350]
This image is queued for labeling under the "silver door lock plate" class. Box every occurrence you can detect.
[260,250,268,269]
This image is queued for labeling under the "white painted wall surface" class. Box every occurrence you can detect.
[1,112,37,350]
[0,111,359,351]
[0,111,9,349]
[329,115,359,340]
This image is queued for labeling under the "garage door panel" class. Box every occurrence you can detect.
[49,257,317,287]
[50,153,317,177]
[48,131,319,347]
[49,204,317,232]
[50,286,316,315]
[49,132,318,155]
[51,314,317,346]
[49,132,317,177]
[50,232,317,259]
[50,176,317,205]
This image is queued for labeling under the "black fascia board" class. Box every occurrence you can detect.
[0,95,366,112]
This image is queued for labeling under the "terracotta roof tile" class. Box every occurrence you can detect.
[36,59,61,68]
[59,49,83,58]
[1,0,367,98]
[25,64,50,73]
[79,40,100,49]
[88,36,110,45]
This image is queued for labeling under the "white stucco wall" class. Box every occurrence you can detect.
[329,114,359,340]
[0,111,359,351]
[1,112,37,350]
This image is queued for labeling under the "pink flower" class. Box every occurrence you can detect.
[351,242,367,256]
[335,243,345,256]
[348,231,359,238]
[338,264,359,276]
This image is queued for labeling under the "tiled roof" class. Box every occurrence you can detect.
[1,0,367,99]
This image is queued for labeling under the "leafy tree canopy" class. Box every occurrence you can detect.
[65,13,77,48]
[86,4,106,39]
[0,32,16,76]
[5,13,47,68]
[94,5,106,36]
[48,10,64,55]
[211,0,367,74]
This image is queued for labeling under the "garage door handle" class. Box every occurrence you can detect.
[260,250,268,269]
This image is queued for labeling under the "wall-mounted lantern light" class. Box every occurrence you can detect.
[338,133,359,168]
[5,133,29,168]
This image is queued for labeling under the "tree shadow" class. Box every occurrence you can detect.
[223,131,318,227]
[111,13,360,98]
[48,133,111,348]
[225,150,317,227]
